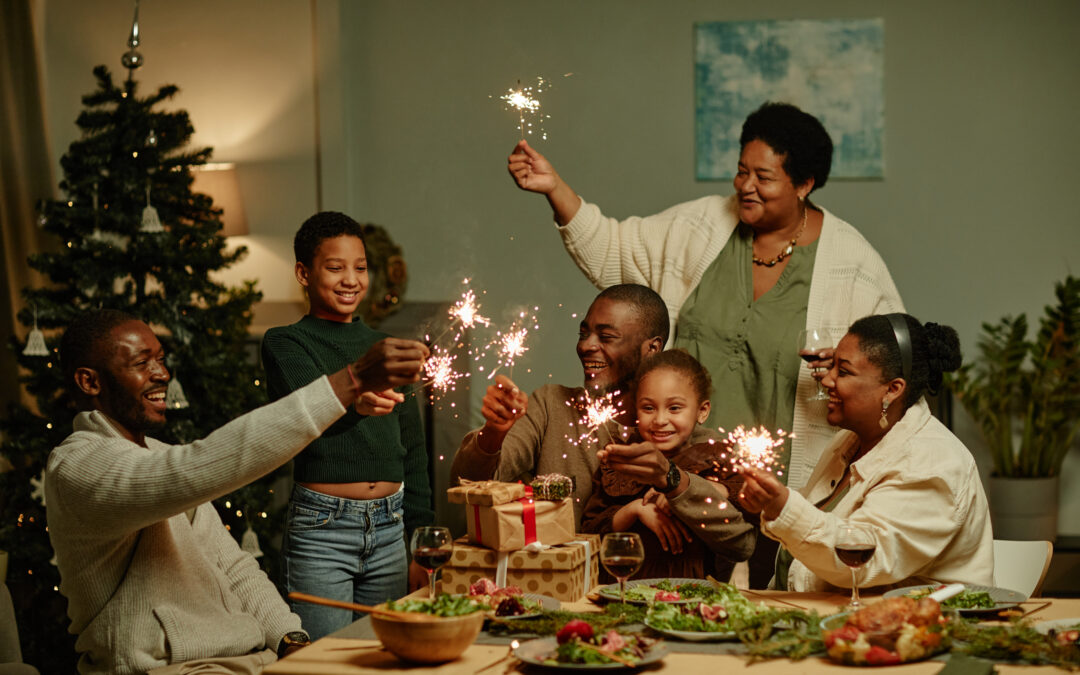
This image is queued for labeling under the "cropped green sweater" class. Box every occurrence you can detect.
[261,315,433,533]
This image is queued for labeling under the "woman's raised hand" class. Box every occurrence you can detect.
[507,140,559,194]
[738,467,790,520]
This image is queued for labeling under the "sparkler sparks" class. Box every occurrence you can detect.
[449,288,491,330]
[497,77,549,139]
[566,389,627,448]
[404,347,467,400]
[725,425,789,474]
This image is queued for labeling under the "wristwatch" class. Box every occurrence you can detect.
[656,461,682,493]
[277,631,310,659]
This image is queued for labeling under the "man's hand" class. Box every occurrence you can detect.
[477,375,528,453]
[738,467,790,520]
[637,500,692,554]
[408,560,429,592]
[355,389,404,416]
[598,442,671,490]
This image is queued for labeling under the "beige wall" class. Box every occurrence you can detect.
[39,0,1080,534]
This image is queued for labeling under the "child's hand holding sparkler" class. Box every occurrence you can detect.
[355,389,405,416]
[477,374,528,453]
[738,467,790,520]
[598,441,687,497]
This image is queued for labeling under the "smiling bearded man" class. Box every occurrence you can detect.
[450,284,673,523]
[45,309,427,674]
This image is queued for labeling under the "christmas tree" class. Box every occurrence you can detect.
[0,65,279,669]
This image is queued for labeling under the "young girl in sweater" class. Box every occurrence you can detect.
[582,349,755,580]
[262,212,433,639]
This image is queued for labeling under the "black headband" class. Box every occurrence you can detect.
[886,313,912,382]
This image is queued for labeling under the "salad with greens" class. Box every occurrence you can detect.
[543,620,658,666]
[385,593,485,617]
[905,587,995,609]
[644,582,772,635]
[612,579,731,604]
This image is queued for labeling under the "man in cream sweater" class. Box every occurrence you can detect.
[45,310,427,675]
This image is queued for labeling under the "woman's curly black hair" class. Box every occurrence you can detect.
[847,314,963,410]
[740,102,833,193]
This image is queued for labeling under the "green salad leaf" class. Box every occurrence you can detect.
[385,594,485,616]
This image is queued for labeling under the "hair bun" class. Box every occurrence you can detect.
[924,322,962,375]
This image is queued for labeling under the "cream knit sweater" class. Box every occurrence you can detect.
[558,194,904,488]
[46,377,345,675]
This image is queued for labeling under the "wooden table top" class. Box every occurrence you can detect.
[264,591,1080,674]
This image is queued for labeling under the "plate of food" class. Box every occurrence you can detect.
[642,584,772,641]
[1034,618,1080,646]
[821,596,951,666]
[883,584,1025,614]
[464,577,559,619]
[596,578,722,605]
[513,620,666,669]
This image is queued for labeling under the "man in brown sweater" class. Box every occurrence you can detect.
[46,310,426,674]
[451,284,669,522]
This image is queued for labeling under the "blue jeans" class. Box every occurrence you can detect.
[282,483,407,639]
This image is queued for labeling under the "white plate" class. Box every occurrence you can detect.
[596,578,718,605]
[513,636,668,670]
[642,615,736,642]
[1034,617,1080,635]
[882,584,1025,614]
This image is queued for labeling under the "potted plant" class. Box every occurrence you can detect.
[949,276,1080,541]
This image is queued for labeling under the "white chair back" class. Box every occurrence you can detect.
[992,539,1053,598]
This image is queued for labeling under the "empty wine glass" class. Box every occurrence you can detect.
[834,522,876,610]
[410,526,452,600]
[600,532,644,604]
[797,328,833,401]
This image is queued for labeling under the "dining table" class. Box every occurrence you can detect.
[264,589,1080,674]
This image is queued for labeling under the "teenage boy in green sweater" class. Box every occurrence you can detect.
[262,212,433,639]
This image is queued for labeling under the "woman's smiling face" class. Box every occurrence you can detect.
[636,367,710,453]
[820,334,892,437]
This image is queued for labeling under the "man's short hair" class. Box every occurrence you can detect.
[595,284,670,344]
[60,309,138,394]
[293,211,367,267]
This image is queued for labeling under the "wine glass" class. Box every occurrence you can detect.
[410,526,453,600]
[834,522,876,610]
[600,532,644,604]
[797,328,833,401]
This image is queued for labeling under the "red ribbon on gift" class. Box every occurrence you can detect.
[471,484,537,547]
[521,485,537,546]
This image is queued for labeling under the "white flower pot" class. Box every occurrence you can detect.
[988,476,1059,542]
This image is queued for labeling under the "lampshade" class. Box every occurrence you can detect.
[192,163,248,236]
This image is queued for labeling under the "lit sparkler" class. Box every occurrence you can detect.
[498,77,548,139]
[481,306,541,380]
[426,279,491,348]
[566,389,627,448]
[404,347,467,399]
[726,425,789,475]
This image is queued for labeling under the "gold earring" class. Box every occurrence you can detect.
[879,399,890,429]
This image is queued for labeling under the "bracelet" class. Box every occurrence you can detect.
[345,364,361,392]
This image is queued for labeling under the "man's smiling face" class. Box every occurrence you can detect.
[576,297,648,395]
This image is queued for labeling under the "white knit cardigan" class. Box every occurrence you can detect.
[558,194,904,488]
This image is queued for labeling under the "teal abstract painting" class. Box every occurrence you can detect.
[695,18,884,180]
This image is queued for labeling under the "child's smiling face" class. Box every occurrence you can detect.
[295,234,368,322]
[635,367,710,453]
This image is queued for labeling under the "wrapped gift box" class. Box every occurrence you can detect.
[447,480,526,507]
[441,535,599,602]
[464,497,575,551]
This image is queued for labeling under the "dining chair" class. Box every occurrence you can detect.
[992,539,1053,598]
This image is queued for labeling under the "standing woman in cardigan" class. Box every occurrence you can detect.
[507,102,904,587]
[262,212,434,639]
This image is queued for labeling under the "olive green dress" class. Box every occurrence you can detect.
[673,222,818,484]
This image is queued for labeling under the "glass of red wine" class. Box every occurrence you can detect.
[410,526,453,600]
[797,328,833,401]
[601,532,645,604]
[834,522,876,610]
